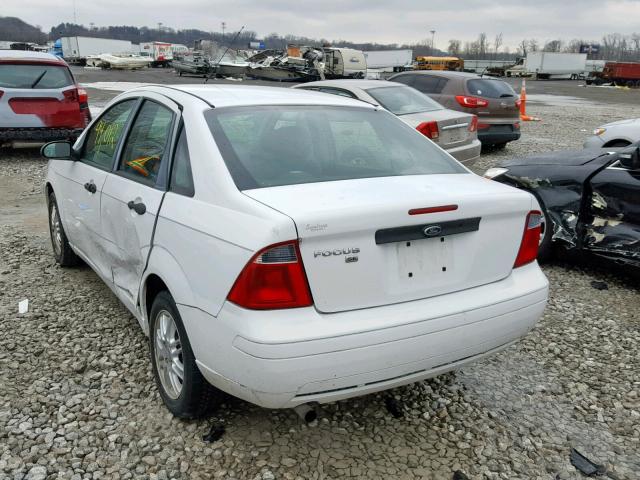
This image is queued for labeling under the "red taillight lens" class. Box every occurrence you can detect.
[455,95,489,108]
[514,211,542,268]
[477,123,491,130]
[62,88,78,102]
[77,87,88,105]
[468,115,478,132]
[0,90,4,99]
[416,121,439,139]
[515,98,522,109]
[514,122,520,130]
[227,241,313,310]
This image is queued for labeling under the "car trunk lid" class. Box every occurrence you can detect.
[401,110,476,150]
[244,174,533,313]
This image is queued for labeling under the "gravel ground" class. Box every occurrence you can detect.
[1,98,639,480]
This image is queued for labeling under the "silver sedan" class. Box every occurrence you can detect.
[293,80,481,166]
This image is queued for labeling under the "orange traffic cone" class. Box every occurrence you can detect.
[519,78,540,122]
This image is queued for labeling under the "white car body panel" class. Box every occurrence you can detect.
[583,117,640,148]
[45,84,548,409]
[245,175,535,313]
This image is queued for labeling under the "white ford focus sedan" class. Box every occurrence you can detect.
[42,85,548,418]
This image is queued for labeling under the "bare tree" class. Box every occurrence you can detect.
[518,39,528,57]
[493,33,503,58]
[528,39,539,52]
[543,39,562,52]
[448,39,461,56]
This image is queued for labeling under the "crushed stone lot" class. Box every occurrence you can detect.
[1,94,639,480]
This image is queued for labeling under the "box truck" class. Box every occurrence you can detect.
[140,42,173,67]
[59,36,133,64]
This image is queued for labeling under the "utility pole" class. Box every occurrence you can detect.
[158,22,163,32]
[430,30,436,54]
[72,0,77,24]
[221,21,226,41]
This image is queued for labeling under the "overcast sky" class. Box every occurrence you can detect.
[4,0,640,49]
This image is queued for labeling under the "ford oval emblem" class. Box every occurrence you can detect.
[423,225,442,237]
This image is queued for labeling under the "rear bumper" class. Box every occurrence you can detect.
[0,127,84,143]
[478,124,521,144]
[180,262,548,409]
[446,138,482,166]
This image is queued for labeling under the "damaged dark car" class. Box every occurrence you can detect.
[484,145,640,267]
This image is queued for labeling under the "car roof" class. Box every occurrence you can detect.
[394,70,481,79]
[0,50,66,65]
[295,79,403,90]
[136,84,378,109]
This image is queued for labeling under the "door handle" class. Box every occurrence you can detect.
[127,200,147,215]
[84,181,97,194]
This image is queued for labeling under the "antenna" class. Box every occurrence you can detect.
[73,0,77,23]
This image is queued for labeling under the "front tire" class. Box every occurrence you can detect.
[149,291,222,418]
[48,191,80,267]
[537,205,553,263]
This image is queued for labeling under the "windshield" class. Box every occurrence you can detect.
[206,106,464,190]
[0,64,73,89]
[466,79,516,98]
[366,86,443,115]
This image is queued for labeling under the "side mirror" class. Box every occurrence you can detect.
[618,147,640,170]
[41,141,75,160]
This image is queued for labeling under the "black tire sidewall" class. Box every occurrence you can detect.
[48,191,78,266]
[149,291,213,418]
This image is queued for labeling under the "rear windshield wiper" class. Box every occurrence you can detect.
[31,70,47,88]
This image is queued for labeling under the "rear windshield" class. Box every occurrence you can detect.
[206,106,464,190]
[366,86,443,115]
[0,64,73,89]
[466,79,516,98]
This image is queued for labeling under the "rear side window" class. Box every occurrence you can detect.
[119,100,174,185]
[170,128,195,197]
[412,76,447,94]
[390,75,414,86]
[366,86,443,115]
[466,79,516,98]
[0,64,73,89]
[206,106,464,190]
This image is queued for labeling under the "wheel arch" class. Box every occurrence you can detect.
[140,246,196,334]
[602,138,632,148]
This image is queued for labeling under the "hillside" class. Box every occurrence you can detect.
[0,16,47,43]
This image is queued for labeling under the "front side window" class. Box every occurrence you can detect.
[82,100,136,170]
[366,86,443,115]
[118,100,174,185]
[0,64,73,89]
[206,106,465,190]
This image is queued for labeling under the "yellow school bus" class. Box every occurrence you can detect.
[415,56,464,71]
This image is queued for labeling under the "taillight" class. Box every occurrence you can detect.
[77,86,88,105]
[62,88,78,102]
[477,123,491,130]
[514,122,520,130]
[227,240,313,309]
[0,90,3,100]
[455,95,489,108]
[514,211,542,268]
[515,98,522,109]
[468,116,478,132]
[416,121,439,140]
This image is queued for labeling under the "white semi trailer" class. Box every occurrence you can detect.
[60,36,132,64]
[506,52,587,79]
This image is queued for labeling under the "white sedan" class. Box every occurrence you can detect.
[42,85,548,418]
[584,118,640,148]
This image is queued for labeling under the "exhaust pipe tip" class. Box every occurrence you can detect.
[293,403,318,423]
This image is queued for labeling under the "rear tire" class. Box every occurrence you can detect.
[149,291,223,418]
[48,191,80,267]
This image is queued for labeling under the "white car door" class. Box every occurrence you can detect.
[53,99,138,280]
[100,95,179,313]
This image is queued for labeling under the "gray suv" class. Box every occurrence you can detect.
[389,71,520,148]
